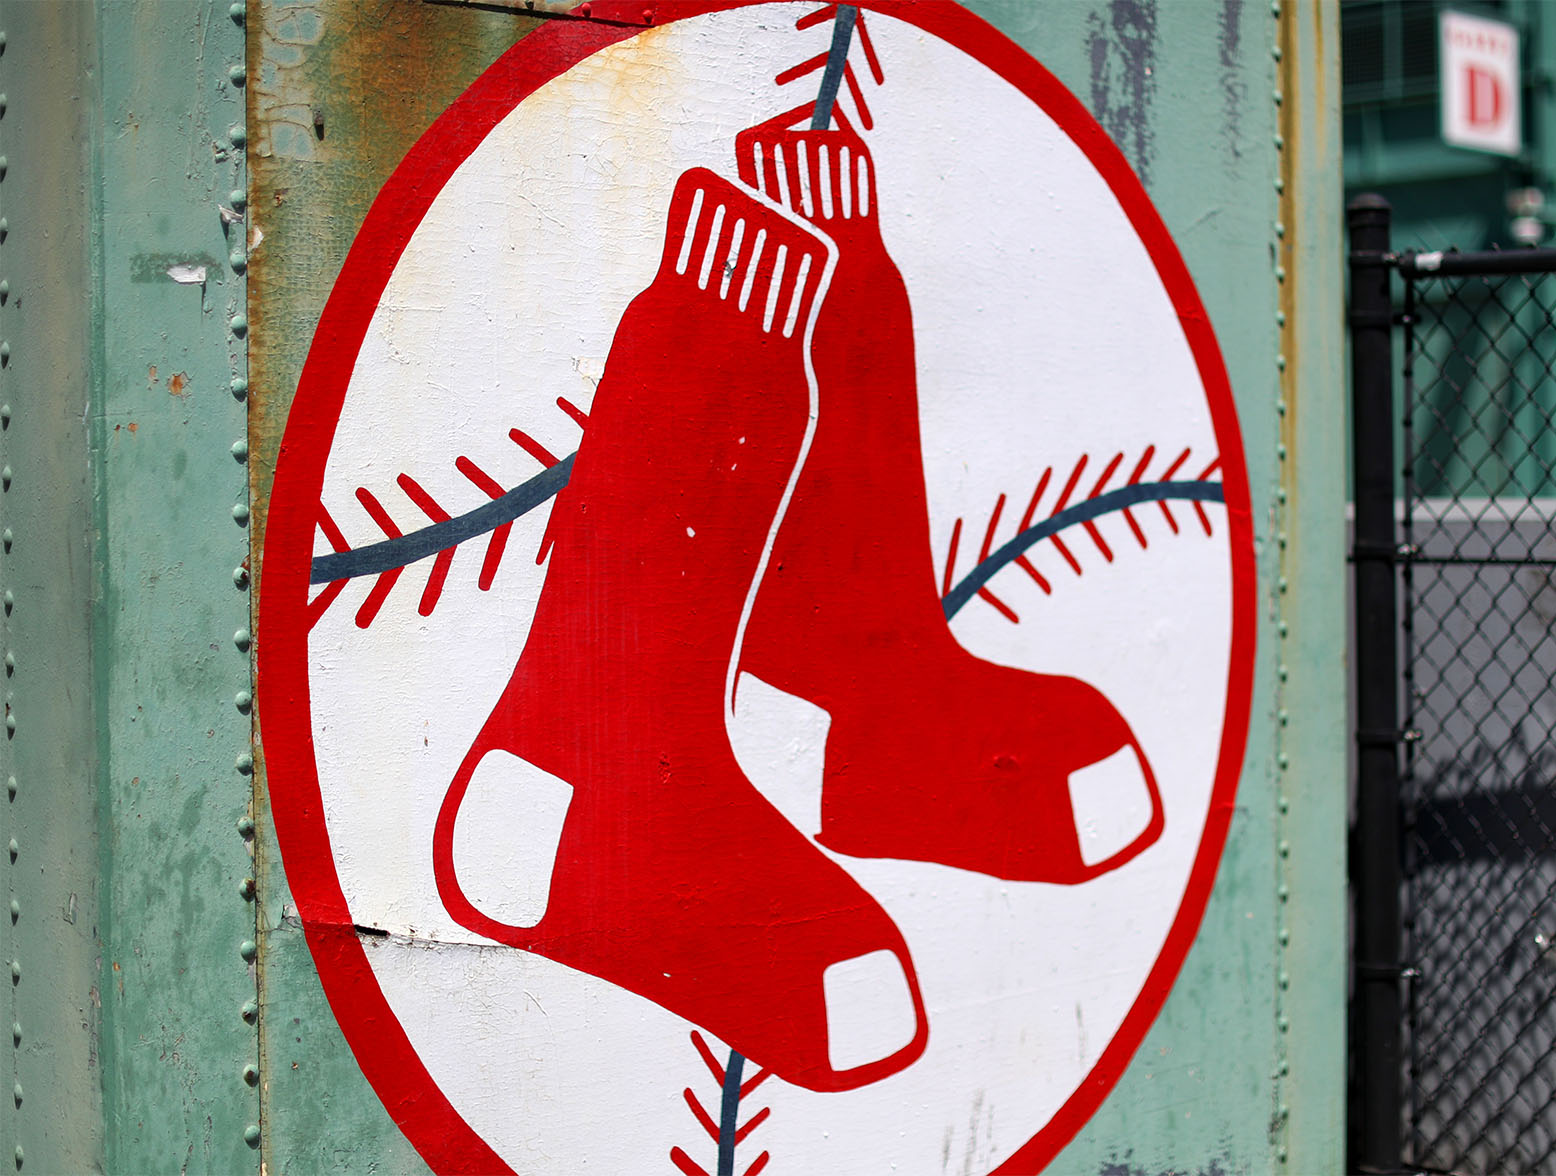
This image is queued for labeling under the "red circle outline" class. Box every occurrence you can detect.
[257,4,1256,1173]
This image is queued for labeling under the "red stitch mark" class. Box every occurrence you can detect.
[556,396,590,430]
[307,507,352,629]
[743,1153,771,1176]
[739,1067,771,1098]
[775,50,830,86]
[1122,446,1156,549]
[670,1149,710,1176]
[353,488,405,628]
[843,63,873,129]
[1193,458,1220,535]
[977,493,1019,622]
[689,1031,725,1085]
[1019,467,1052,531]
[397,474,456,616]
[795,4,836,31]
[854,11,884,83]
[943,517,963,597]
[455,456,513,592]
[734,1107,771,1145]
[1158,446,1192,534]
[1082,452,1125,562]
[509,427,560,469]
[682,1089,720,1142]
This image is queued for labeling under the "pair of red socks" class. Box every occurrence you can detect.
[432,123,1162,1092]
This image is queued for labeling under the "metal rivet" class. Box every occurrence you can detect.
[229,189,247,210]
[229,124,246,148]
[1279,971,1290,990]
[1277,487,1288,503]
[1274,177,1285,193]
[235,689,252,711]
[1278,706,1289,724]
[3,528,12,549]
[229,313,248,336]
[228,64,246,86]
[237,816,256,838]
[239,939,258,962]
[234,628,252,651]
[1277,1147,1288,1163]
[1275,355,1286,372]
[1274,222,1285,240]
[0,157,9,181]
[3,591,12,614]
[10,1083,18,1106]
[239,877,255,900]
[0,218,9,240]
[1,405,9,427]
[1278,663,1288,681]
[241,998,259,1023]
[1279,795,1290,814]
[6,714,15,736]
[1278,620,1289,638]
[232,503,250,527]
[1278,838,1291,857]
[1277,531,1288,548]
[236,751,254,775]
[13,1145,20,1169]
[230,377,248,400]
[242,1063,260,1086]
[2,466,11,489]
[1275,309,1286,326]
[7,839,15,861]
[1271,45,1282,61]
[5,652,14,674]
[1274,265,1286,283]
[5,776,13,800]
[1274,133,1284,150]
[1,280,10,302]
[10,960,19,982]
[1,341,11,364]
[229,249,246,274]
[10,1022,19,1045]
[244,1124,261,1148]
[231,439,248,462]
[7,900,16,922]
[233,566,249,590]
[1273,89,1283,105]
[1278,883,1289,902]
[230,3,246,23]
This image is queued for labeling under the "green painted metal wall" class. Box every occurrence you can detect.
[0,2,1347,1173]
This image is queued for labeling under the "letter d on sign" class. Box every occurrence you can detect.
[1466,65,1504,128]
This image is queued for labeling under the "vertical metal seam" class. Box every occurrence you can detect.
[1272,0,1293,1165]
[220,0,261,1162]
[0,15,17,1170]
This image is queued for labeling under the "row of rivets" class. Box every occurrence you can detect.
[1272,0,1292,1166]
[0,26,19,1171]
[222,6,261,1154]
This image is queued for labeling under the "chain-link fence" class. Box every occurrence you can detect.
[1399,259,1556,1175]
[1350,202,1556,1175]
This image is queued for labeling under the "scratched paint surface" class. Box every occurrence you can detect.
[247,3,1344,1175]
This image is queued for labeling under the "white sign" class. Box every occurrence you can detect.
[1442,10,1520,156]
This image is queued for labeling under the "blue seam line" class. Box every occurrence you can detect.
[810,4,858,131]
[940,480,1227,619]
[308,453,1226,620]
[308,454,574,584]
[717,1049,745,1176]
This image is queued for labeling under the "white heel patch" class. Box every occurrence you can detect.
[728,671,828,836]
[823,949,917,1072]
[1068,745,1153,867]
[452,750,574,929]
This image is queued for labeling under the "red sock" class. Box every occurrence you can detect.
[734,123,1165,884]
[433,168,928,1092]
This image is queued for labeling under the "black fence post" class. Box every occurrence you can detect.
[1348,193,1403,1174]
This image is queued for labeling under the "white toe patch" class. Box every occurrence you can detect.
[728,671,829,837]
[1068,745,1153,867]
[823,949,918,1072]
[451,750,574,929]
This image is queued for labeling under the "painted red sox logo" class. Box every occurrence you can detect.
[260,3,1254,1173]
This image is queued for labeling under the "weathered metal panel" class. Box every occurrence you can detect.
[242,3,1342,1174]
[88,2,259,1171]
[0,5,104,1172]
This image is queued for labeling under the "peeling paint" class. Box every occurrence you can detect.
[1087,0,1158,184]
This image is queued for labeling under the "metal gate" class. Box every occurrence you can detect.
[1350,196,1556,1175]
